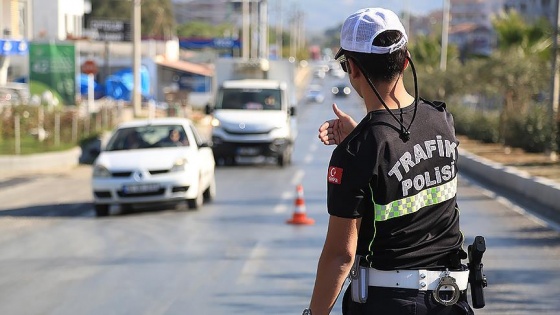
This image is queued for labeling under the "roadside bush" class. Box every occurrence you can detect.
[506,105,552,152]
[450,103,500,144]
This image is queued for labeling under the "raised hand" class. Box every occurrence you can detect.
[318,103,357,145]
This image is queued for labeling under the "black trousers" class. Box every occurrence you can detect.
[342,286,475,315]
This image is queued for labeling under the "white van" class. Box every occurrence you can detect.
[206,58,297,167]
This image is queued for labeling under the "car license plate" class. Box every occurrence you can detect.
[123,184,160,194]
[237,147,259,156]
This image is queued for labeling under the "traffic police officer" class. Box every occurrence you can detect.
[303,7,475,315]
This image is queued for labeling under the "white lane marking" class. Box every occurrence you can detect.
[304,142,318,164]
[291,169,304,186]
[274,191,291,214]
[236,241,267,285]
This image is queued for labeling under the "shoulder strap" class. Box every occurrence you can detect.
[420,97,446,110]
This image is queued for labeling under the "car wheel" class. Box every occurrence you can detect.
[95,204,110,217]
[187,179,204,210]
[214,155,225,166]
[225,156,236,166]
[203,178,216,202]
[187,191,203,210]
[277,146,292,167]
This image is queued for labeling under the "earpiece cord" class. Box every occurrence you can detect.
[352,58,417,141]
[351,60,404,130]
[406,55,419,135]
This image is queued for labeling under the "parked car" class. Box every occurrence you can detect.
[305,84,325,103]
[331,84,352,97]
[91,117,216,216]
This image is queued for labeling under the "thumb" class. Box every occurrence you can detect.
[332,103,348,119]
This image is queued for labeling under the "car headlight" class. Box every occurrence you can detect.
[170,158,187,172]
[211,118,221,127]
[93,165,111,178]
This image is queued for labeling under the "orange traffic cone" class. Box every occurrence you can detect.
[287,184,315,225]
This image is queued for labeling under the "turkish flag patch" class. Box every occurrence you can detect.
[328,166,343,184]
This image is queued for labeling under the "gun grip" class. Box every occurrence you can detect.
[473,236,486,253]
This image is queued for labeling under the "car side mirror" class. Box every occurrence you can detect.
[89,147,101,157]
[199,141,212,148]
[205,103,214,115]
[289,106,297,116]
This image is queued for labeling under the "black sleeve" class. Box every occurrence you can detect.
[327,128,378,218]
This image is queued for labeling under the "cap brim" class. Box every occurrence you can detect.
[334,48,344,60]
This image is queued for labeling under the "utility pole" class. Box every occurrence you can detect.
[276,0,283,59]
[548,0,560,161]
[403,0,410,36]
[297,11,305,54]
[242,0,250,59]
[440,0,450,71]
[132,0,141,117]
[289,9,297,60]
[259,0,268,59]
[251,0,259,58]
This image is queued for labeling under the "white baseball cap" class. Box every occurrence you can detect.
[335,7,408,59]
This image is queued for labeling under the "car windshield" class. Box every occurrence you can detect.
[216,88,281,110]
[105,125,189,151]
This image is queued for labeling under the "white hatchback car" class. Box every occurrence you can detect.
[91,118,216,217]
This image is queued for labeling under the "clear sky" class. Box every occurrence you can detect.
[276,0,444,33]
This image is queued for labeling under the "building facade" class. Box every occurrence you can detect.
[449,0,505,57]
[0,0,32,85]
[33,0,86,40]
[504,0,555,24]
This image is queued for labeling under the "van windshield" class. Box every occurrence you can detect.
[216,88,281,110]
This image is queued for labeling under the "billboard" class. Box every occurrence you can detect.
[29,42,76,106]
[88,19,131,42]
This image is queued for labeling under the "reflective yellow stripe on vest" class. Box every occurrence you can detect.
[374,177,457,221]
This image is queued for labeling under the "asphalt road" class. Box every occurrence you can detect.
[0,73,559,314]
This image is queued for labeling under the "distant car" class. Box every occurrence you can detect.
[305,85,325,103]
[331,84,352,97]
[91,117,216,217]
[330,68,346,79]
[313,69,326,79]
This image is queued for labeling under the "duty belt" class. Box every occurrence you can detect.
[367,268,469,291]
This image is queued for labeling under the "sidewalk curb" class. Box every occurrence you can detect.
[0,147,81,178]
[458,148,560,216]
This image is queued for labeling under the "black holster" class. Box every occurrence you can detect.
[468,236,488,309]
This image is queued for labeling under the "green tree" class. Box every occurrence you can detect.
[406,33,460,100]
[488,11,552,145]
[176,22,234,38]
[493,11,552,59]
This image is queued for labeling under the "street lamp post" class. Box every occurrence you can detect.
[440,0,450,71]
[259,0,268,59]
[276,0,282,59]
[548,0,560,161]
[234,0,268,60]
[242,0,250,59]
[132,0,141,117]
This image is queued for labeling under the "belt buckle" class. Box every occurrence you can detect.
[433,269,461,306]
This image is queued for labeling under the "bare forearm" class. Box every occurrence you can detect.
[309,254,354,315]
